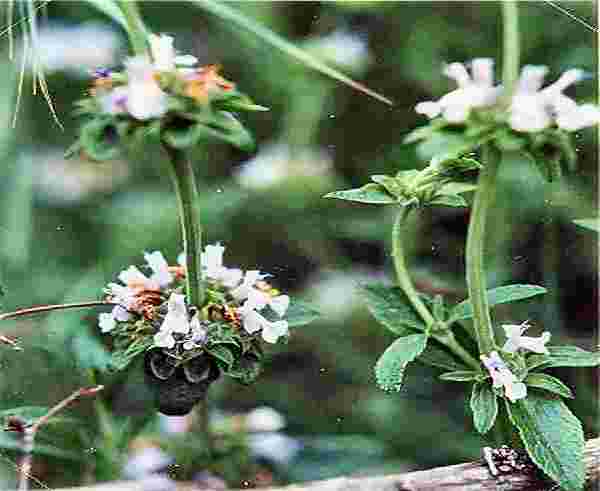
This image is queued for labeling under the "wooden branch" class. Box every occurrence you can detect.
[49,438,599,491]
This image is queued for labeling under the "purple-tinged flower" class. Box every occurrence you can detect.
[481,351,527,403]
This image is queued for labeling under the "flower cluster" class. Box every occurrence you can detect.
[70,34,266,161]
[97,244,291,379]
[480,321,551,402]
[416,58,600,132]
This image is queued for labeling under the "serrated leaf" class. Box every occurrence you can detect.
[324,183,397,205]
[374,334,428,392]
[573,218,599,232]
[362,284,426,335]
[206,345,235,369]
[506,393,585,491]
[470,383,498,434]
[527,346,600,370]
[449,284,547,322]
[417,343,468,371]
[429,194,468,208]
[439,370,481,382]
[524,373,573,399]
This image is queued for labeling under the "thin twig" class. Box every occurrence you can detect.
[17,386,104,491]
[0,301,115,322]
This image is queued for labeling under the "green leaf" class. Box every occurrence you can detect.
[374,334,428,392]
[285,300,320,327]
[79,118,122,162]
[362,284,426,336]
[324,183,397,205]
[527,346,600,370]
[417,343,468,371]
[573,218,599,232]
[370,175,406,198]
[110,338,154,371]
[81,0,129,30]
[403,120,449,144]
[439,370,482,382]
[506,393,585,491]
[429,194,468,208]
[470,383,498,434]
[190,0,392,105]
[449,284,547,322]
[205,345,235,369]
[524,373,573,399]
[415,131,484,162]
[70,330,113,372]
[436,181,478,196]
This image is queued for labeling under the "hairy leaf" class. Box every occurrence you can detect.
[527,345,600,370]
[524,373,573,399]
[449,284,547,322]
[362,284,425,335]
[470,383,498,434]
[374,334,428,392]
[506,393,584,491]
[417,343,468,371]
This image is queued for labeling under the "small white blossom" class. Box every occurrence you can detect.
[502,321,551,354]
[111,305,131,322]
[160,293,190,334]
[106,282,136,309]
[240,289,290,318]
[153,328,176,349]
[98,312,116,333]
[149,34,197,72]
[99,86,128,115]
[239,309,289,344]
[182,315,207,350]
[416,58,500,123]
[118,265,158,290]
[231,271,265,301]
[144,250,173,288]
[481,351,527,403]
[124,57,168,121]
[509,66,600,132]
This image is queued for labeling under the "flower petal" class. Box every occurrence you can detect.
[98,313,116,333]
[262,320,289,344]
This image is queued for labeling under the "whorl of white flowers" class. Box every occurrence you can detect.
[416,58,600,132]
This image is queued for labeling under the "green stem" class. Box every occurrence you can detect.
[393,208,480,370]
[465,144,499,355]
[195,400,214,457]
[163,145,205,309]
[502,0,520,97]
[117,0,149,57]
[392,208,435,327]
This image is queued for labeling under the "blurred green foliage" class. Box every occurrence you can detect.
[0,1,596,488]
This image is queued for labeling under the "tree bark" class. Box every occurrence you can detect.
[50,438,600,491]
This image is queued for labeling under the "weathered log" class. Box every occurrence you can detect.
[51,438,600,491]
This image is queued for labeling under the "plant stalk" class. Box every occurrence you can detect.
[392,208,435,327]
[392,208,479,370]
[163,145,205,310]
[465,144,499,355]
[502,0,520,97]
[117,0,149,57]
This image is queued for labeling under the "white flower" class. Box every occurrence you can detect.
[98,313,116,333]
[240,288,290,318]
[149,33,197,72]
[502,321,550,354]
[509,66,600,132]
[106,282,136,308]
[111,305,131,322]
[239,309,289,344]
[197,244,243,287]
[154,294,191,349]
[416,58,500,123]
[246,407,286,432]
[160,293,191,334]
[124,57,168,120]
[481,351,527,403]
[182,315,207,350]
[231,271,265,301]
[144,251,173,288]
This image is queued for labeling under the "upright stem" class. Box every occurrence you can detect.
[465,145,499,355]
[502,0,520,97]
[392,208,435,327]
[163,145,205,309]
[117,0,148,57]
[392,208,480,370]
